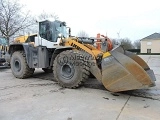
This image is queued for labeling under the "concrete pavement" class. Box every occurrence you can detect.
[0,55,160,120]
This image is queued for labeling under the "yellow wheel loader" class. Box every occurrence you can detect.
[8,20,156,92]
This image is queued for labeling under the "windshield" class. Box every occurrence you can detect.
[56,26,68,38]
[0,37,7,45]
[39,20,69,42]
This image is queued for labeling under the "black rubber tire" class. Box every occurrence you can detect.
[10,51,34,78]
[53,50,90,88]
[42,68,53,73]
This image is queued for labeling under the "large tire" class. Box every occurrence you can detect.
[53,50,90,88]
[10,51,34,78]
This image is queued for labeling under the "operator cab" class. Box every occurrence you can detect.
[39,20,69,42]
[34,20,71,48]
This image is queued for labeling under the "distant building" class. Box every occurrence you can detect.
[140,33,160,53]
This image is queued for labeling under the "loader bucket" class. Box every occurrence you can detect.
[101,46,156,92]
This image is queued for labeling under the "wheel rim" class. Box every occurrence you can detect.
[14,59,21,72]
[60,64,75,80]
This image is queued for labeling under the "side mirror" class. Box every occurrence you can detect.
[67,27,71,37]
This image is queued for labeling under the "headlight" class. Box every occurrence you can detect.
[58,33,62,37]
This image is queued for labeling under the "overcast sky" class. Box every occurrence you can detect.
[20,0,160,41]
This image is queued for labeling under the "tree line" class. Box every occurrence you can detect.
[77,31,141,49]
[0,0,58,44]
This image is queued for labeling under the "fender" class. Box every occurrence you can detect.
[9,43,33,66]
[50,46,73,67]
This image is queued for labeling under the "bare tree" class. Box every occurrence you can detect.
[111,39,118,44]
[0,0,35,44]
[133,40,141,49]
[26,11,59,34]
[38,11,59,20]
[120,38,134,49]
[77,30,89,37]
